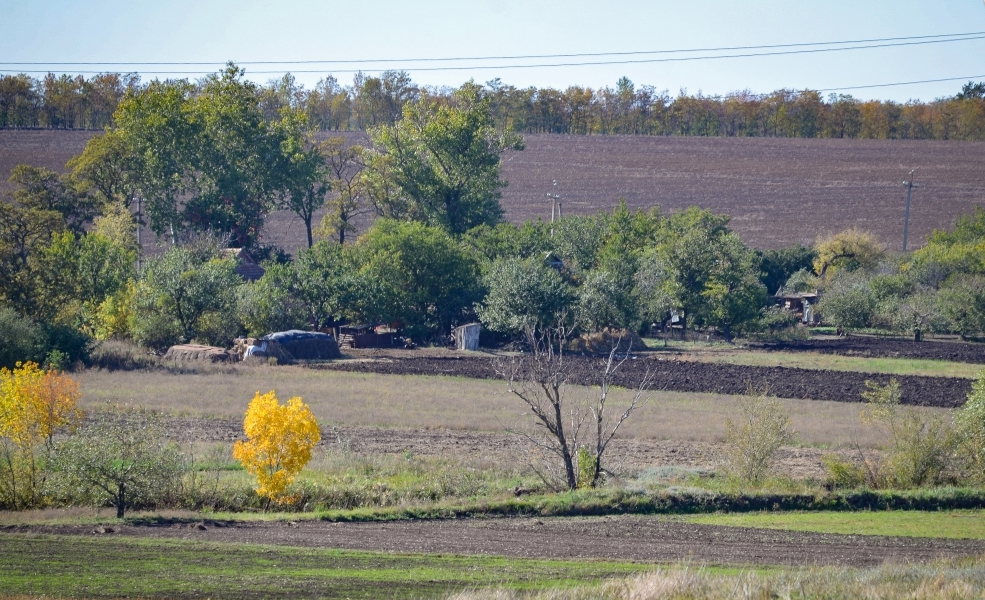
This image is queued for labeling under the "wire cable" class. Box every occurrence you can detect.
[0,30,982,68]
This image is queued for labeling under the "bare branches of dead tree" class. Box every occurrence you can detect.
[497,322,652,491]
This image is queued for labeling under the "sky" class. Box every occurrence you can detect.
[2,0,984,101]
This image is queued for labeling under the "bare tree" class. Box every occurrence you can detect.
[498,323,651,490]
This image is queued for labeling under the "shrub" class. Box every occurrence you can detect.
[55,404,185,518]
[233,391,321,506]
[955,370,985,481]
[0,363,83,508]
[833,379,959,489]
[0,307,46,369]
[722,394,794,483]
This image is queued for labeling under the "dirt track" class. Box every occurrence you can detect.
[321,354,972,408]
[764,336,985,365]
[11,515,983,568]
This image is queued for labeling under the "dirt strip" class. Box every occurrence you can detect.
[9,515,983,568]
[319,355,972,407]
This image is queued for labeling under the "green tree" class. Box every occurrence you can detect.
[133,246,240,349]
[477,256,573,334]
[355,219,481,339]
[276,109,329,249]
[262,240,363,331]
[6,164,99,235]
[317,136,368,245]
[365,83,524,234]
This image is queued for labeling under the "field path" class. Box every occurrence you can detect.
[11,515,983,567]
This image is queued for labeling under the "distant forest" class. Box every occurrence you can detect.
[2,70,985,140]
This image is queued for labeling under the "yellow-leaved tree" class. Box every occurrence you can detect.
[233,391,320,506]
[0,362,83,508]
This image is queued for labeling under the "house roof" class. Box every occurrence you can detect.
[221,248,265,281]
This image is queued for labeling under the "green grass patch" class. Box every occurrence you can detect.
[691,349,983,379]
[686,509,985,539]
[0,533,650,600]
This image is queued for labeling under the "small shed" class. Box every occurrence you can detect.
[336,324,398,349]
[454,323,481,351]
[221,248,265,281]
[774,288,820,324]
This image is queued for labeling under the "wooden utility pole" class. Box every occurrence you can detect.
[902,169,919,252]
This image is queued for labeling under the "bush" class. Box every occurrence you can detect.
[722,394,794,483]
[828,379,959,489]
[955,370,985,482]
[0,306,46,369]
[55,404,185,518]
[817,272,877,330]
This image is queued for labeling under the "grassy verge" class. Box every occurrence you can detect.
[10,487,985,528]
[682,349,983,379]
[0,534,649,600]
[686,509,985,539]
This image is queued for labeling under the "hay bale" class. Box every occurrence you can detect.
[263,330,341,360]
[163,344,233,363]
[570,328,647,354]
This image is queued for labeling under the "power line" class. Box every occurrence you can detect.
[0,32,983,74]
[818,75,985,92]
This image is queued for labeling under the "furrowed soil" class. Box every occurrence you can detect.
[762,335,985,364]
[8,515,984,568]
[4,130,984,252]
[320,353,972,408]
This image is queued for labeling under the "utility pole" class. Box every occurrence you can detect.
[902,169,919,252]
[135,196,142,270]
[546,179,560,236]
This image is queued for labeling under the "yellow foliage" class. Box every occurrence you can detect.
[232,391,321,503]
[95,280,137,340]
[813,227,885,279]
[0,362,83,449]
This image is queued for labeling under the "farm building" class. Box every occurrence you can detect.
[774,289,820,325]
[221,248,265,281]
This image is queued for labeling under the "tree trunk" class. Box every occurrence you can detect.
[116,483,125,519]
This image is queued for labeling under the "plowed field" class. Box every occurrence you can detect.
[321,354,972,407]
[3,130,983,252]
[763,336,985,364]
[11,515,983,567]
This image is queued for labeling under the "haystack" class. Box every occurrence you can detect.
[264,330,341,360]
[570,328,647,354]
[163,344,233,363]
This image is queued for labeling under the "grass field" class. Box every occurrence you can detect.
[687,510,985,539]
[75,365,943,448]
[0,534,650,600]
[679,349,983,379]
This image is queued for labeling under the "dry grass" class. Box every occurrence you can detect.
[74,366,949,449]
[448,558,985,600]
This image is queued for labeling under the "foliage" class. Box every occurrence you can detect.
[955,370,985,482]
[0,363,82,508]
[261,240,363,331]
[233,391,321,504]
[722,394,793,483]
[813,227,885,279]
[315,136,369,245]
[477,257,573,334]
[354,219,481,339]
[55,404,185,517]
[0,306,46,369]
[757,244,817,294]
[132,245,240,349]
[365,83,524,234]
[938,275,985,339]
[816,271,877,330]
[851,379,957,488]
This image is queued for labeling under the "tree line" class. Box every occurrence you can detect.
[3,62,985,372]
[3,68,985,140]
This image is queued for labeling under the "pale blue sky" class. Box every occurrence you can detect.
[2,0,984,101]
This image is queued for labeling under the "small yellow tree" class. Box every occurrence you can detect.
[233,391,320,505]
[0,362,83,508]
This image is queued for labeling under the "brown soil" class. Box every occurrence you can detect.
[156,417,828,479]
[319,353,972,407]
[10,515,983,567]
[5,130,984,253]
[763,336,985,364]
